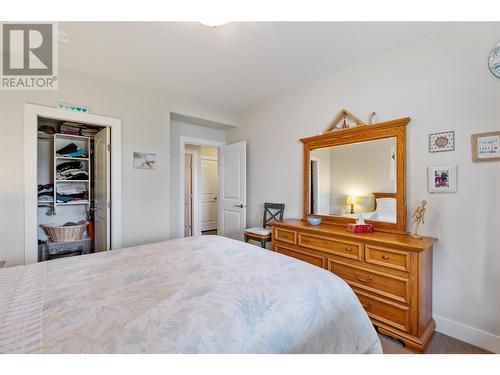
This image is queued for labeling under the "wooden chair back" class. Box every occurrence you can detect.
[263,203,285,228]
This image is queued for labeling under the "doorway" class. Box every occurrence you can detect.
[183,145,219,237]
[36,118,110,261]
[310,157,319,214]
[24,104,122,265]
[178,136,246,240]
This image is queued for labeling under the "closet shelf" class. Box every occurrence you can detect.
[56,156,90,161]
[38,202,53,206]
[56,180,90,183]
[56,201,90,206]
[55,133,91,140]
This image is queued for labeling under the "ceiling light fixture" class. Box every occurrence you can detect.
[57,29,71,44]
[198,20,228,28]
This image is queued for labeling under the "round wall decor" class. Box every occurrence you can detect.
[489,40,500,78]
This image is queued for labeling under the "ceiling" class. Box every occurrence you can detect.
[59,22,447,115]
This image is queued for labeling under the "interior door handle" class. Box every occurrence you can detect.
[234,204,244,208]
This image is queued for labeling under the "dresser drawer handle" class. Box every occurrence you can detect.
[382,255,390,260]
[303,238,309,242]
[361,302,373,309]
[323,240,329,245]
[355,273,373,283]
[345,247,352,252]
[281,233,288,238]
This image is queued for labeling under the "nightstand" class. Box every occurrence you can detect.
[0,261,5,268]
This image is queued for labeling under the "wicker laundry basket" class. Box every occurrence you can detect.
[42,222,88,243]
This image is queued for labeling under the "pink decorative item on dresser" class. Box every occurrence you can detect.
[346,223,374,233]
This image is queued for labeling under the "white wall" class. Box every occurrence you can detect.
[0,67,235,266]
[226,23,500,352]
[169,120,225,238]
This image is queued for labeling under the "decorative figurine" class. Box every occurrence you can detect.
[410,200,427,239]
[368,112,377,124]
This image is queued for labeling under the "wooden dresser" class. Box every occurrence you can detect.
[272,219,437,352]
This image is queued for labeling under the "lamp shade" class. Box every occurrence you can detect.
[346,196,357,205]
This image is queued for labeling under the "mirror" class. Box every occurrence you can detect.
[309,137,397,223]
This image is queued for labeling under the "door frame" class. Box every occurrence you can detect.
[24,103,122,264]
[310,155,319,214]
[184,148,199,236]
[199,152,218,233]
[179,136,225,238]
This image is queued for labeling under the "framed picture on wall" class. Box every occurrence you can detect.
[429,131,455,152]
[427,165,457,194]
[471,131,500,162]
[133,152,157,169]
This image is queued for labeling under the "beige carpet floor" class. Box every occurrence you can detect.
[379,332,492,354]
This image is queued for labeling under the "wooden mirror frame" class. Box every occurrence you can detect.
[301,117,410,233]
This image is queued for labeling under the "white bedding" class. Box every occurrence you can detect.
[0,236,381,354]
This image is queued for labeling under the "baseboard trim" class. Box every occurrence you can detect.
[434,314,500,353]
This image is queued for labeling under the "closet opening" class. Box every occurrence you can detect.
[37,117,111,261]
[184,145,219,237]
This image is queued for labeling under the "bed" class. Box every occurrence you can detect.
[337,193,397,223]
[0,235,382,354]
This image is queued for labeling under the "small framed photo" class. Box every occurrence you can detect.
[471,131,500,162]
[133,152,156,169]
[429,131,455,152]
[428,165,457,194]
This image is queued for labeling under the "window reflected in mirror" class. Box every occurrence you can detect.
[309,137,397,223]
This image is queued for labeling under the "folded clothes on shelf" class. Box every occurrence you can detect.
[38,184,54,203]
[57,185,86,195]
[56,161,84,172]
[56,161,88,181]
[60,124,83,136]
[56,193,87,203]
[56,142,88,158]
[56,185,88,203]
[57,168,89,181]
[38,183,53,193]
[65,149,87,158]
[38,194,54,203]
[81,128,99,137]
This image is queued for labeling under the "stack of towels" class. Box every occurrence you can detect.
[56,185,88,203]
[56,161,89,181]
[56,143,87,158]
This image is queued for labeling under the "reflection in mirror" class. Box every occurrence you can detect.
[309,137,397,223]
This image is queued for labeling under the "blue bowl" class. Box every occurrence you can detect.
[307,216,321,225]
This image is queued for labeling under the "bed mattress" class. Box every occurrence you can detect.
[0,235,381,354]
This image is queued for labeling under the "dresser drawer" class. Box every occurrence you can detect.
[354,289,410,333]
[274,228,297,244]
[365,245,410,272]
[275,244,326,268]
[329,260,409,304]
[298,233,362,261]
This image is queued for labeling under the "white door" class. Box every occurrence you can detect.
[184,154,193,237]
[200,158,218,232]
[94,127,111,252]
[218,141,246,240]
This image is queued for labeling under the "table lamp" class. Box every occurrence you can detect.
[346,196,357,214]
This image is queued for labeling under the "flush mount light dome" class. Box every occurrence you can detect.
[57,29,71,43]
[198,20,228,28]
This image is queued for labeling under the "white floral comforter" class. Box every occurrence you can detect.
[0,236,381,354]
